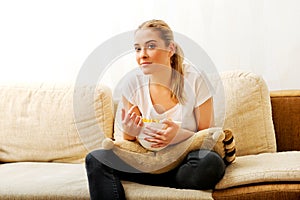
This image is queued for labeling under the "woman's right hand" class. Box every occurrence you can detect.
[121,105,144,138]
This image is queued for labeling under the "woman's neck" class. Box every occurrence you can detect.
[148,67,179,113]
[149,67,172,88]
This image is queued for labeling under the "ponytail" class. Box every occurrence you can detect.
[170,43,185,104]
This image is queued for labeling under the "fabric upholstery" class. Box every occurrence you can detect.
[122,181,213,200]
[270,90,300,151]
[0,162,89,200]
[0,83,114,163]
[220,71,277,156]
[110,128,227,173]
[213,183,300,200]
[0,74,299,200]
[215,151,300,189]
[0,162,213,200]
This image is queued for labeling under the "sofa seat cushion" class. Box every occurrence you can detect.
[0,162,89,200]
[216,151,300,189]
[0,162,213,200]
[123,181,213,200]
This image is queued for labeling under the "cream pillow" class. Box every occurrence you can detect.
[219,71,276,156]
[0,83,114,163]
[215,151,300,189]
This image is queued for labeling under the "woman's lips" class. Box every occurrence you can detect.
[140,62,152,67]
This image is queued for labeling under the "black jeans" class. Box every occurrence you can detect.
[85,149,226,200]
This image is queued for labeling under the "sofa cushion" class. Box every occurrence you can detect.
[0,162,213,200]
[215,151,300,189]
[220,71,277,156]
[122,181,213,200]
[0,83,114,163]
[0,162,89,200]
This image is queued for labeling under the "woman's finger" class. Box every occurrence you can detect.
[143,130,155,137]
[137,117,143,126]
[121,108,125,121]
[134,115,141,125]
[128,105,137,114]
[122,111,132,124]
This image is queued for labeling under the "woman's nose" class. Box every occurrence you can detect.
[140,48,149,58]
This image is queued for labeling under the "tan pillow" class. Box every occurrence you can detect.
[0,83,114,163]
[103,94,236,174]
[219,71,277,156]
[102,125,235,173]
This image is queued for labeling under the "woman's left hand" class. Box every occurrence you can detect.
[143,119,180,148]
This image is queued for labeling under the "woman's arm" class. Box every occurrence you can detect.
[121,96,143,141]
[173,97,215,143]
[194,97,214,131]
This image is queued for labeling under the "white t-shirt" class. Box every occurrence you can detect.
[122,64,214,132]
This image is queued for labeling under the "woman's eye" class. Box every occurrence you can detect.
[135,47,141,52]
[147,44,156,49]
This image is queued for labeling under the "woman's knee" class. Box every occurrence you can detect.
[85,152,95,164]
[85,149,140,173]
[85,150,104,172]
[175,150,226,190]
[86,149,113,164]
[85,149,118,172]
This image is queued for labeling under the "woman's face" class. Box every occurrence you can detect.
[134,29,172,75]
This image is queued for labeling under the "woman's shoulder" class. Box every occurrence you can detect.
[183,64,207,80]
[122,68,146,85]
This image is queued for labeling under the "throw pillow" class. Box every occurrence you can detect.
[103,125,235,174]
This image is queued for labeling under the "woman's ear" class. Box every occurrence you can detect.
[168,42,176,57]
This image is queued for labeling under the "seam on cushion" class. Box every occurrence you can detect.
[259,77,269,152]
[213,189,300,199]
[213,183,300,198]
[0,84,74,92]
[216,173,300,190]
[256,75,275,153]
[97,87,114,138]
[96,87,109,138]
[226,170,300,183]
[265,83,276,152]
[99,88,107,136]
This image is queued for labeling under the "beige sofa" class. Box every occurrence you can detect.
[0,71,299,200]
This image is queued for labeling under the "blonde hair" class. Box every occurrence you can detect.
[137,19,186,104]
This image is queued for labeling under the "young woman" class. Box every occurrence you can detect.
[85,19,226,200]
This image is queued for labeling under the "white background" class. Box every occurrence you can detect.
[0,0,299,91]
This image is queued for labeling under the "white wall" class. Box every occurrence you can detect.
[0,0,299,90]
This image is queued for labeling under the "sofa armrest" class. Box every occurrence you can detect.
[270,90,300,152]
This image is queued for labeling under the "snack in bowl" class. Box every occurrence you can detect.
[137,119,182,151]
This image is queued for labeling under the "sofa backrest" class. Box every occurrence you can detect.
[0,83,114,163]
[220,71,277,156]
[270,90,300,152]
[0,70,277,163]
